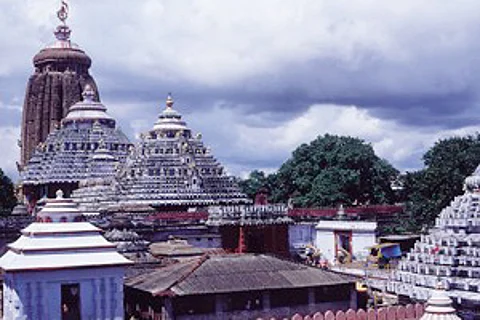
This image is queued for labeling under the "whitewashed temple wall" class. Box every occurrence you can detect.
[350,231,376,259]
[315,221,377,262]
[3,266,124,320]
[315,230,337,261]
[288,223,317,255]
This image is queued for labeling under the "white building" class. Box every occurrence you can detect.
[315,219,377,262]
[0,190,132,320]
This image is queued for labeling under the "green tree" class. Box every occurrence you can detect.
[403,135,480,230]
[238,170,269,200]
[0,168,16,215]
[239,134,398,207]
[238,170,279,201]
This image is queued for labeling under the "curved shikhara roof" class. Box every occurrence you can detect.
[388,165,480,305]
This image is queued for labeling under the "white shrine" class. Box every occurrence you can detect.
[0,190,132,320]
[315,206,377,262]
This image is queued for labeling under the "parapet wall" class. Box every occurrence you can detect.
[258,304,425,320]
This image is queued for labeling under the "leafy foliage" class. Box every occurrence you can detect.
[239,134,398,207]
[0,168,16,215]
[403,135,480,230]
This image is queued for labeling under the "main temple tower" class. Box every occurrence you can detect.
[20,1,100,165]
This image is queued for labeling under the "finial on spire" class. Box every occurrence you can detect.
[166,93,174,109]
[82,84,96,102]
[57,1,69,25]
[54,1,71,41]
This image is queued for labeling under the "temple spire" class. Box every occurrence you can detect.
[21,0,99,166]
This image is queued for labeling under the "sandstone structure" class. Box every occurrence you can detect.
[20,2,99,165]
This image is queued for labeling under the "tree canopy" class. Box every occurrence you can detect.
[240,134,399,207]
[239,132,480,232]
[0,168,16,215]
[402,134,480,230]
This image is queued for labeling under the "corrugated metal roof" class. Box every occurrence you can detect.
[126,254,355,296]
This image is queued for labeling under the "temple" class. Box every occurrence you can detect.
[0,190,131,319]
[71,94,250,214]
[20,1,100,166]
[117,94,249,210]
[20,85,131,210]
[388,165,480,318]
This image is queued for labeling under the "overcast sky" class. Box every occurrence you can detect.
[1,0,480,180]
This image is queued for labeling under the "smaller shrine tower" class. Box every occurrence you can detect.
[20,84,131,211]
[0,190,132,319]
[115,93,250,211]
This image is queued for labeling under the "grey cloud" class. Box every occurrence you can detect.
[3,1,480,176]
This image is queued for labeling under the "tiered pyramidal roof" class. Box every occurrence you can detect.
[72,94,249,213]
[114,94,250,209]
[388,166,480,308]
[0,190,131,319]
[21,85,131,190]
[0,190,131,271]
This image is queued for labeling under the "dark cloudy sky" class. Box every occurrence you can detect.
[1,0,480,180]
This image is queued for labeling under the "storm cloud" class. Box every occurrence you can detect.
[1,0,480,179]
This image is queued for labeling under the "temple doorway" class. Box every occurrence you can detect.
[335,231,352,263]
[61,283,81,320]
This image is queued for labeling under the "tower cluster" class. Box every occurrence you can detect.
[18,2,249,215]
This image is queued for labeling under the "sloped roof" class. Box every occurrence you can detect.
[125,254,356,296]
[125,259,199,295]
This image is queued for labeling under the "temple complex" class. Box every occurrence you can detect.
[0,190,131,319]
[18,2,249,217]
[20,84,131,210]
[388,165,480,319]
[20,1,100,166]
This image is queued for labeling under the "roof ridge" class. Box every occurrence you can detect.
[161,254,210,295]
